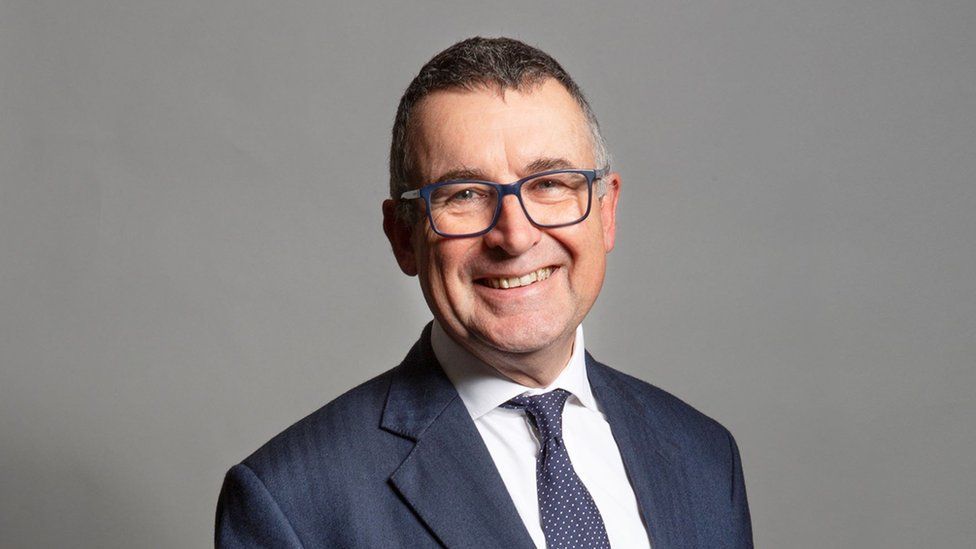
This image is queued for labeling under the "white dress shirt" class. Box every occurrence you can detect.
[432,321,651,549]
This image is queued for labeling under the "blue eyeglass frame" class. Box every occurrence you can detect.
[400,168,609,238]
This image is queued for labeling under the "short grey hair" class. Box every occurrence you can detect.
[389,37,611,222]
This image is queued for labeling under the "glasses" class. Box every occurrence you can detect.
[400,168,608,238]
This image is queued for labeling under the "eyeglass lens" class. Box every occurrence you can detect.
[429,172,591,235]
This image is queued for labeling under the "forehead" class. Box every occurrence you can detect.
[410,79,593,181]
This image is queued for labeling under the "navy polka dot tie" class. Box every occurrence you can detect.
[503,389,611,548]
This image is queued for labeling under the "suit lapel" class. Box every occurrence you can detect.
[587,355,697,549]
[382,326,535,549]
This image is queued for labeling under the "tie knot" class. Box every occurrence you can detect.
[503,388,572,441]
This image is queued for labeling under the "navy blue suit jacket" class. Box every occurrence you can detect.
[216,326,753,548]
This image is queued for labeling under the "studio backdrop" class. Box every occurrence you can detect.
[1,1,974,547]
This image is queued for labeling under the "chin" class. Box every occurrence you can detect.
[472,319,570,355]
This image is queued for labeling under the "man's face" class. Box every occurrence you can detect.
[384,79,620,369]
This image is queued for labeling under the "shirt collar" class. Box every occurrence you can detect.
[432,320,599,420]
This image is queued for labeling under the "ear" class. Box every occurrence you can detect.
[383,199,418,276]
[598,172,621,253]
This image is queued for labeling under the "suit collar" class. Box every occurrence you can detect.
[586,352,697,548]
[381,324,535,549]
[585,352,681,459]
[379,324,456,441]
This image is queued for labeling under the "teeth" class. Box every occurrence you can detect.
[484,267,553,289]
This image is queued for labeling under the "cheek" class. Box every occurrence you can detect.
[414,227,448,279]
[424,241,470,296]
[564,229,609,285]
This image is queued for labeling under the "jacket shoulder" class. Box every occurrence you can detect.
[238,365,407,481]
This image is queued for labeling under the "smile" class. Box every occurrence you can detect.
[478,267,555,289]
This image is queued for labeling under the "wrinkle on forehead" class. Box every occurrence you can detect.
[431,157,576,185]
[410,80,593,184]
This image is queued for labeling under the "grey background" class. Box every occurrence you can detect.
[1,0,973,547]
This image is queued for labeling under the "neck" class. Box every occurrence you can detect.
[462,329,577,388]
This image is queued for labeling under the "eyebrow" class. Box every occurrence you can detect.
[524,157,575,174]
[431,167,490,183]
[430,157,576,184]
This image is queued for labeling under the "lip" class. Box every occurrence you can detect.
[474,265,558,286]
[473,266,560,297]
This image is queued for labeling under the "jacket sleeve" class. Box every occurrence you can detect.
[215,463,304,548]
[727,431,754,548]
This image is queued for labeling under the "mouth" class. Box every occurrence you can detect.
[475,266,556,290]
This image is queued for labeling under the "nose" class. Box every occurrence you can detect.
[482,194,542,255]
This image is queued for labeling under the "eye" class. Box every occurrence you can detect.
[451,188,481,201]
[526,176,574,194]
[430,183,494,208]
[535,179,563,189]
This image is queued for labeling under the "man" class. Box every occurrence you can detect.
[217,37,753,548]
